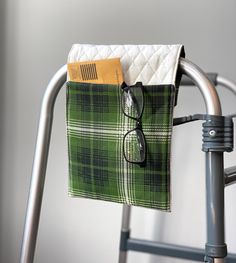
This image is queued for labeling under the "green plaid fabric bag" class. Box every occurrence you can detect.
[67,81,176,210]
[66,44,185,211]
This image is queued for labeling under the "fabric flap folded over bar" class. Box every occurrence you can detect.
[68,44,184,85]
[66,44,184,211]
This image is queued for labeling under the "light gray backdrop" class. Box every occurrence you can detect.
[0,0,236,262]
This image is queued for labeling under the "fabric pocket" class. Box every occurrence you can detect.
[66,81,176,211]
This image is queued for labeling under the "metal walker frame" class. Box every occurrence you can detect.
[20,58,236,263]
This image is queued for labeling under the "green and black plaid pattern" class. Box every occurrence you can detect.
[66,81,176,210]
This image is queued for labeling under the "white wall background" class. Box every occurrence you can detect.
[0,0,236,262]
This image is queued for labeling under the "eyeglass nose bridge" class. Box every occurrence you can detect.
[136,119,142,129]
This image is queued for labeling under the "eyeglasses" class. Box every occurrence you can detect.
[121,82,146,165]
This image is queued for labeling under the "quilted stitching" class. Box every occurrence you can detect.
[68,44,183,85]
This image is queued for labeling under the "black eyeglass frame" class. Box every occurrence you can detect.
[121,82,147,165]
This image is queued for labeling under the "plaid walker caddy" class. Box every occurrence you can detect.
[20,44,236,263]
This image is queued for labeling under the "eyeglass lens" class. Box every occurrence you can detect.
[123,129,146,163]
[121,86,143,119]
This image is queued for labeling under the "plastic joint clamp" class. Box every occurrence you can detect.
[205,243,227,260]
[173,114,234,153]
[202,115,234,152]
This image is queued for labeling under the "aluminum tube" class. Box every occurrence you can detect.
[127,239,204,261]
[225,173,236,186]
[181,73,218,87]
[126,239,236,262]
[224,166,236,186]
[180,61,227,261]
[180,58,225,262]
[120,205,131,232]
[179,58,221,115]
[206,152,226,248]
[217,76,236,96]
[179,58,226,263]
[118,252,128,263]
[20,65,67,263]
[118,205,131,263]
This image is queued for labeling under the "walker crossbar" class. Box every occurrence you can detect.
[20,58,230,263]
[225,166,236,186]
[181,73,218,86]
[181,72,236,97]
[122,238,236,262]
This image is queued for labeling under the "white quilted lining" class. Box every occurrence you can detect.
[67,44,184,85]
